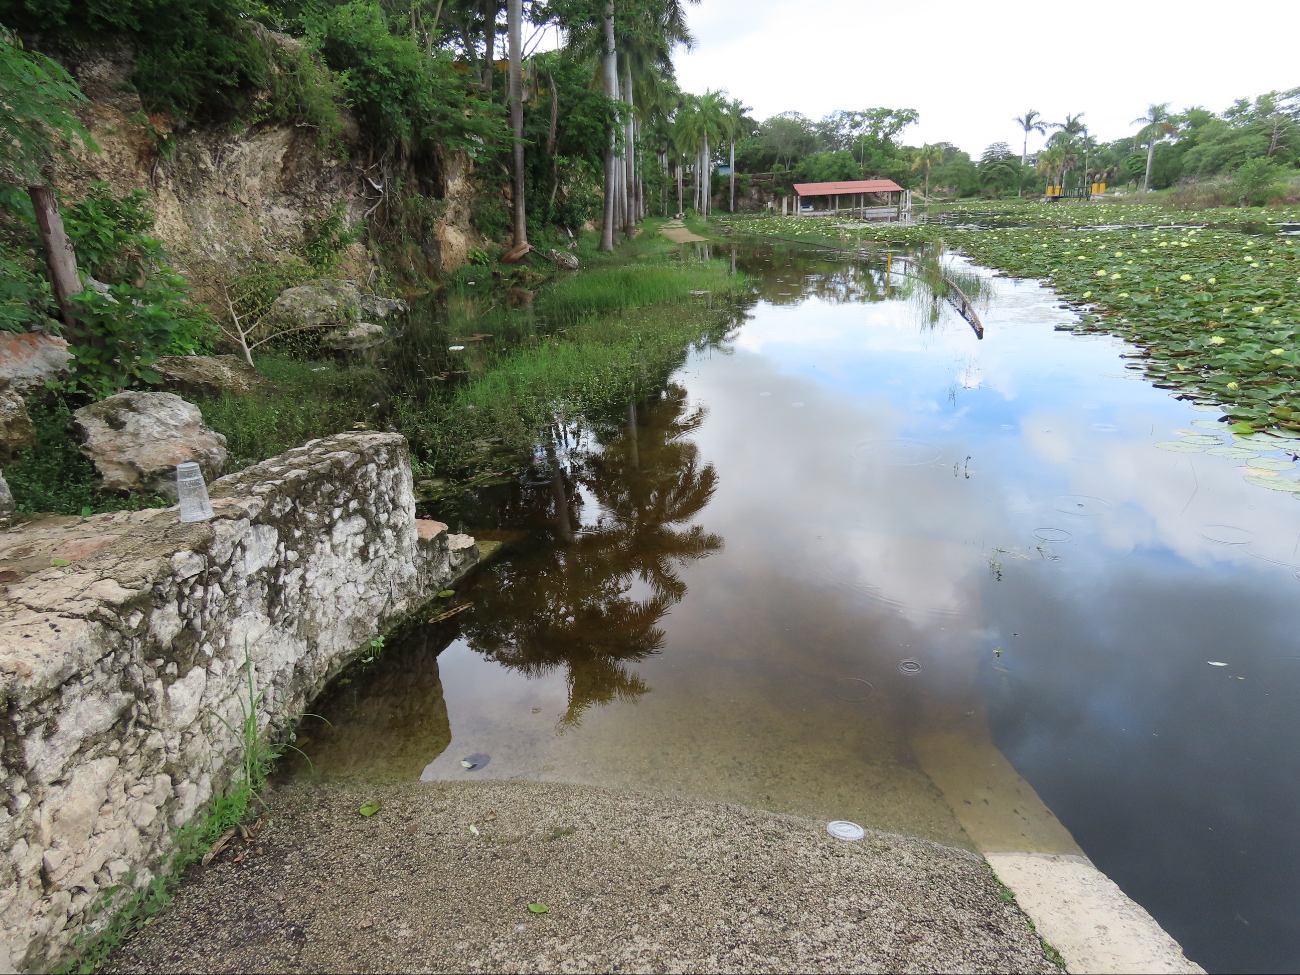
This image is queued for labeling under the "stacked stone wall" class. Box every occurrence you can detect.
[0,433,477,971]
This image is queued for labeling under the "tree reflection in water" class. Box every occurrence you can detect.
[461,384,723,731]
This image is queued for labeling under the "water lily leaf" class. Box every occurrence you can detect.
[358,800,382,817]
[1229,422,1255,433]
[1155,441,1203,452]
[1207,447,1258,458]
[1245,475,1300,491]
[1180,435,1223,445]
[528,903,549,913]
[1249,457,1296,471]
[1191,419,1227,430]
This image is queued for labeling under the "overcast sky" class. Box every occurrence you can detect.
[672,0,1300,156]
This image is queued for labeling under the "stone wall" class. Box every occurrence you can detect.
[0,433,478,971]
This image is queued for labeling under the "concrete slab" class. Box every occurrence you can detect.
[987,853,1206,975]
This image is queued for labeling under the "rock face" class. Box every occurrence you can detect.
[0,332,73,395]
[0,432,479,972]
[72,392,228,496]
[0,471,14,523]
[153,355,269,399]
[0,383,37,463]
[269,279,408,351]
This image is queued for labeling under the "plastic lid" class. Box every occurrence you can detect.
[827,820,865,841]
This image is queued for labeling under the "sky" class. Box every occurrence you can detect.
[672,0,1300,157]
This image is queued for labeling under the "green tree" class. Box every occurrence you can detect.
[1133,102,1177,192]
[910,143,944,201]
[1013,109,1046,165]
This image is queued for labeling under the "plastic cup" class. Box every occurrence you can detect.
[176,462,214,522]
[827,821,865,841]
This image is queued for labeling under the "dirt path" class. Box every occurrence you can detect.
[660,219,708,243]
[107,781,1054,974]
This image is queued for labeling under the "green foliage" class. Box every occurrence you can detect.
[255,36,348,149]
[3,397,169,515]
[60,186,213,396]
[3,0,273,121]
[1233,157,1285,206]
[300,203,356,273]
[306,2,506,155]
[0,29,91,183]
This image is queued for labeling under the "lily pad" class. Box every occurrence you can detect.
[527,903,549,914]
[1245,474,1300,491]
[1180,435,1223,445]
[1191,419,1227,430]
[1207,447,1259,458]
[1235,436,1281,450]
[1155,441,1203,452]
[1189,404,1226,412]
[1250,457,1296,471]
[358,800,382,817]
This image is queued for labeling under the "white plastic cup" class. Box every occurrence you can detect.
[176,462,215,522]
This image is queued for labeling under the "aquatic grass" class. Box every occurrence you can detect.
[536,260,745,327]
[742,216,1300,431]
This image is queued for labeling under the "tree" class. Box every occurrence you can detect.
[507,0,527,249]
[0,31,92,329]
[910,144,944,201]
[1133,102,1177,193]
[722,96,752,213]
[1013,109,1047,166]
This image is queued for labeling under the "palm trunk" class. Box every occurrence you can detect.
[622,65,635,238]
[507,0,526,248]
[1143,141,1155,193]
[599,0,618,250]
[729,140,735,213]
[703,133,710,217]
[677,156,683,214]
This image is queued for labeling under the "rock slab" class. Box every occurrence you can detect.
[0,432,478,972]
[269,279,407,351]
[0,382,37,463]
[153,355,269,399]
[72,391,228,496]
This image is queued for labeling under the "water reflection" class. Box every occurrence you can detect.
[460,386,722,730]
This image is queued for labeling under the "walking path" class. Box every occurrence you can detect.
[660,219,708,243]
[108,781,1057,974]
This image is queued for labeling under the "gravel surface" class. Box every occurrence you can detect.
[108,780,1055,974]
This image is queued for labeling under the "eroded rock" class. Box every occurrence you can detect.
[0,332,72,395]
[0,382,37,462]
[269,279,407,351]
[0,470,15,523]
[153,355,270,399]
[72,391,227,496]
[322,322,386,351]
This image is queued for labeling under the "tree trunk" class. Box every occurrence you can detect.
[545,69,558,155]
[729,139,735,213]
[677,156,683,214]
[28,185,84,332]
[600,0,618,250]
[1143,141,1155,193]
[703,133,710,217]
[507,0,527,248]
[622,65,635,239]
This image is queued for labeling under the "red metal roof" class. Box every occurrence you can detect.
[792,179,903,196]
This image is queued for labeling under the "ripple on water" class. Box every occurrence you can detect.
[1052,495,1113,516]
[1033,528,1073,542]
[1199,525,1253,545]
[856,440,942,466]
[832,677,877,702]
[898,659,923,676]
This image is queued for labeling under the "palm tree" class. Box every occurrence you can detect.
[911,144,944,201]
[1133,102,1177,193]
[507,0,527,250]
[723,97,752,213]
[1036,145,1070,195]
[1013,110,1047,166]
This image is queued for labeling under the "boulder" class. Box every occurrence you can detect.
[153,355,270,399]
[0,470,14,523]
[322,322,386,351]
[0,382,37,463]
[269,279,407,351]
[73,391,228,496]
[0,332,72,395]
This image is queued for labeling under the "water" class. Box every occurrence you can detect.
[292,242,1300,974]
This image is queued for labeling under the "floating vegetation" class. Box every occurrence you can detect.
[1156,441,1204,452]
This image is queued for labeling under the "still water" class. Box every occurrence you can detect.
[294,243,1300,974]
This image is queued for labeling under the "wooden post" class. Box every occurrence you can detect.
[28,185,83,328]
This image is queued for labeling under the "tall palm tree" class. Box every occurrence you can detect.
[1132,102,1176,193]
[507,0,527,250]
[1013,110,1047,166]
[911,144,944,201]
[722,97,752,213]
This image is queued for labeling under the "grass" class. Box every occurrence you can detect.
[740,210,1300,432]
[200,232,749,478]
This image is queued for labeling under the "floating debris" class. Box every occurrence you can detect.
[827,821,866,841]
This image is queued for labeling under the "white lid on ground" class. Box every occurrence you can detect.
[828,821,865,841]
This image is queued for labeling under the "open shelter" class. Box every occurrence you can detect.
[791,179,908,220]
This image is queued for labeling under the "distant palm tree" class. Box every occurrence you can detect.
[911,144,944,201]
[1133,103,1177,193]
[1013,110,1047,166]
[1037,145,1068,195]
[1048,112,1087,147]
